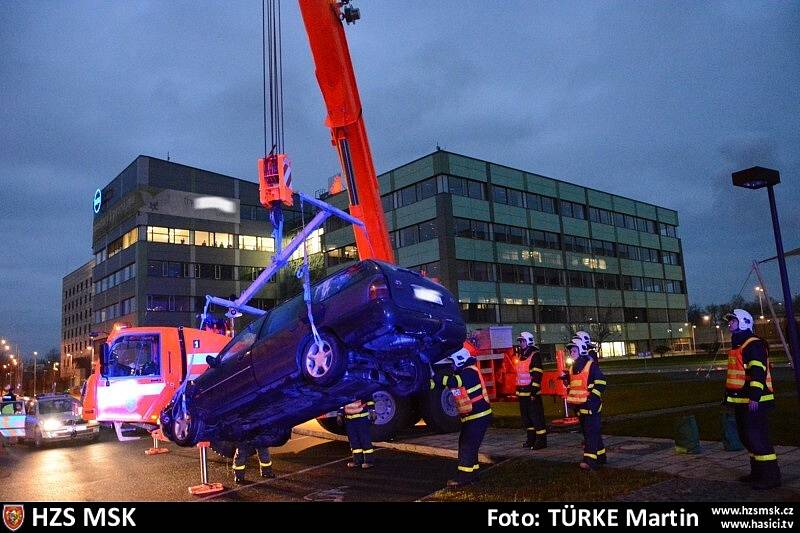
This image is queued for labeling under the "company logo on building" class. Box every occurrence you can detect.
[93,188,102,214]
[2,504,24,531]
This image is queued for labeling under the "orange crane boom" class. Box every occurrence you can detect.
[297,0,395,264]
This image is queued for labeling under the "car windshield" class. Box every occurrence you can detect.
[104,334,160,377]
[0,401,23,415]
[38,399,79,415]
[220,315,267,363]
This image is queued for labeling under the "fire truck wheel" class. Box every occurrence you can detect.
[369,390,415,442]
[316,416,347,435]
[420,381,461,434]
[300,332,346,387]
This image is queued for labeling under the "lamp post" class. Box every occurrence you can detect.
[732,166,800,400]
[755,286,765,320]
[691,325,697,354]
[32,351,38,395]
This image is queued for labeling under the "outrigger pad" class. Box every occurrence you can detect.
[189,482,225,496]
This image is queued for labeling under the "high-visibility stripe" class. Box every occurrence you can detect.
[232,465,245,471]
[750,381,764,390]
[532,367,543,373]
[517,392,531,397]
[531,382,540,388]
[754,453,777,462]
[473,464,480,470]
[597,448,606,455]
[346,412,369,419]
[351,448,363,453]
[259,461,272,467]
[363,448,374,454]
[570,380,582,386]
[579,409,591,414]
[366,401,375,406]
[594,379,607,385]
[583,453,597,459]
[747,360,766,370]
[592,389,602,397]
[455,375,462,387]
[726,397,749,404]
[675,446,687,453]
[526,426,535,430]
[429,379,435,390]
[467,384,482,394]
[760,394,775,402]
[458,465,478,472]
[536,429,547,435]
[461,409,492,422]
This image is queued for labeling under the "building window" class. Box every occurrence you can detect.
[381,194,394,212]
[665,280,684,294]
[648,308,669,322]
[566,270,593,288]
[326,245,358,267]
[532,267,563,286]
[589,207,613,226]
[498,263,531,284]
[617,244,640,261]
[591,239,616,257]
[563,235,590,253]
[569,306,597,323]
[494,224,528,246]
[456,260,496,282]
[660,223,678,238]
[460,303,497,323]
[662,251,680,265]
[454,218,489,240]
[416,177,437,201]
[594,273,620,290]
[448,176,486,200]
[643,278,663,293]
[500,304,534,323]
[539,305,568,323]
[560,200,586,220]
[194,231,213,247]
[408,261,441,279]
[146,226,170,244]
[624,307,647,322]
[531,230,560,250]
[622,275,644,291]
[526,193,558,214]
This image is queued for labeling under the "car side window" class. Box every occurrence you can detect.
[220,315,267,363]
[312,263,370,303]
[263,294,304,336]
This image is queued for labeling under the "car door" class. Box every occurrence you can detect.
[251,294,307,387]
[200,315,266,412]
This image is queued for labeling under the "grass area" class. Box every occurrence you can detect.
[541,352,791,373]
[491,376,795,433]
[603,394,800,447]
[427,458,670,502]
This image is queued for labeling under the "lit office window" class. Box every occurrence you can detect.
[194,231,214,247]
[147,226,170,243]
[239,235,258,251]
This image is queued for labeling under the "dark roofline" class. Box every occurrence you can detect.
[135,154,259,186]
[381,148,678,215]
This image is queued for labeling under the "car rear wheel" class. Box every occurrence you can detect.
[170,391,201,447]
[316,415,347,436]
[420,381,461,433]
[300,333,346,386]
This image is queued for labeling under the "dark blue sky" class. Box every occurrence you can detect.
[1,1,798,356]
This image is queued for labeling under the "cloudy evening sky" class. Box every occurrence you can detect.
[1,1,798,355]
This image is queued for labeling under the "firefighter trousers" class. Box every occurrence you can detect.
[345,415,374,465]
[456,413,492,483]
[518,392,546,444]
[233,446,272,473]
[579,412,605,468]
[735,405,780,486]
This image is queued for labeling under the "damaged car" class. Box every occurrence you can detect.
[159,260,465,450]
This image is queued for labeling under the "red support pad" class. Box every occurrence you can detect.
[144,428,170,455]
[189,441,224,496]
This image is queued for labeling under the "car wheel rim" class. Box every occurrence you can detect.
[173,398,190,441]
[372,391,396,426]
[305,341,333,378]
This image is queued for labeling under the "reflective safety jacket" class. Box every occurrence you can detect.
[726,333,774,405]
[565,355,606,414]
[442,363,492,422]
[342,399,376,419]
[515,348,544,397]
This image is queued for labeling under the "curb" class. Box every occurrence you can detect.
[292,425,502,464]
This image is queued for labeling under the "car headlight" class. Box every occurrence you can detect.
[42,419,62,431]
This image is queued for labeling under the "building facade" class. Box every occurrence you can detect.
[321,150,689,357]
[61,259,94,386]
[88,156,318,350]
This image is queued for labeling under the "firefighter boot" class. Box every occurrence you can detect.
[532,433,547,450]
[234,470,246,484]
[522,431,535,449]
[260,466,275,479]
[752,462,781,491]
[738,459,757,483]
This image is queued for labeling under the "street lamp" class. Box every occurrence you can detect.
[755,286,765,320]
[32,351,38,395]
[732,166,800,400]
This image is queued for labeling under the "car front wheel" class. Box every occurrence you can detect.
[170,391,201,447]
[300,333,346,386]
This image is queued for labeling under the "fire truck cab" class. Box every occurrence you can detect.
[82,326,231,431]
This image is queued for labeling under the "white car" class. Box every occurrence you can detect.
[25,394,100,447]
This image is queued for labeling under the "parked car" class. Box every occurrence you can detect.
[159,260,466,450]
[0,398,27,444]
[25,394,100,447]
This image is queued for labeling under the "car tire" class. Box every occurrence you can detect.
[33,428,44,448]
[170,391,201,447]
[300,332,346,387]
[420,381,461,434]
[210,440,237,459]
[316,416,347,436]
[385,354,427,397]
[369,390,415,442]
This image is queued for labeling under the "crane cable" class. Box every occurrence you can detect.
[263,0,284,157]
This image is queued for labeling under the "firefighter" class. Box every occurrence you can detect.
[232,444,275,484]
[575,330,598,362]
[565,338,607,470]
[516,331,547,450]
[436,348,493,487]
[724,309,781,490]
[339,397,377,469]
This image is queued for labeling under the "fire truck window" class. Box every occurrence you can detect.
[105,334,160,377]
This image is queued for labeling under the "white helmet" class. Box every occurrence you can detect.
[575,330,592,345]
[725,309,754,331]
[566,337,588,356]
[435,348,472,368]
[517,331,536,347]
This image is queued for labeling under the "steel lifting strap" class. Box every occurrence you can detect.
[297,196,324,352]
